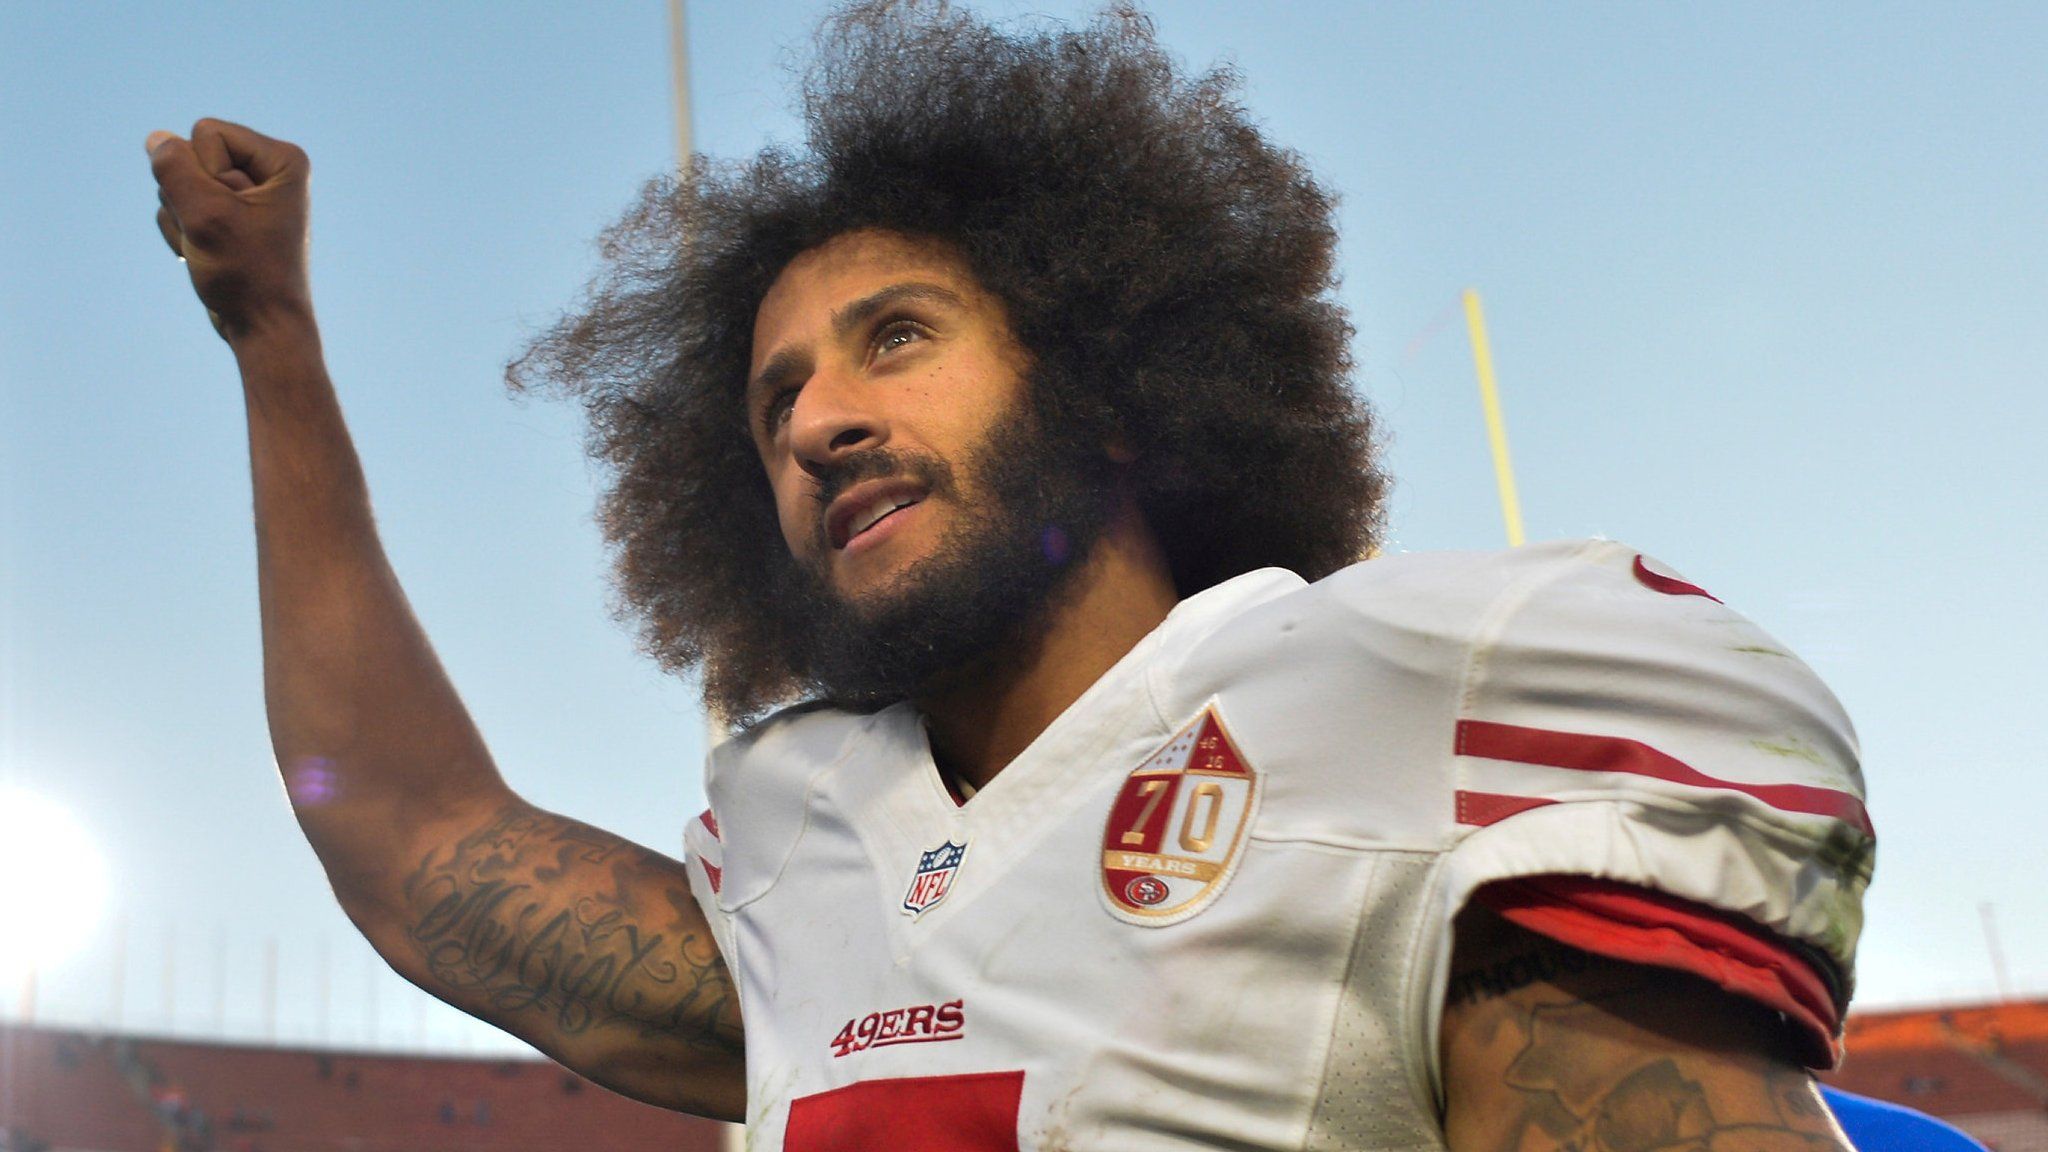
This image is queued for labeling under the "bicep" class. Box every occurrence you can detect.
[361,797,746,1119]
[1440,905,1849,1152]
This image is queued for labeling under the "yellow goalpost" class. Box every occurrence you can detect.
[1462,289,1526,547]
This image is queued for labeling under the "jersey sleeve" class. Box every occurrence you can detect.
[682,799,738,975]
[680,709,827,988]
[1435,540,1872,1063]
[685,701,873,994]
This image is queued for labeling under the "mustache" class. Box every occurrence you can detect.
[805,447,956,509]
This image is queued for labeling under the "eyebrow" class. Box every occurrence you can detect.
[748,281,970,404]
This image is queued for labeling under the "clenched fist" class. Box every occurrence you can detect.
[147,119,313,342]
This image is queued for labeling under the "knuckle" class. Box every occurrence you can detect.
[178,207,229,247]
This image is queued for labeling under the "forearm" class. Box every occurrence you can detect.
[232,323,746,1113]
[233,314,510,899]
[153,122,746,1113]
[390,801,746,1117]
[1442,908,1850,1151]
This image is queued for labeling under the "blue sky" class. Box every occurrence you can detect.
[3,2,2043,1053]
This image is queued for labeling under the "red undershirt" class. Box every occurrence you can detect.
[1477,875,1842,1068]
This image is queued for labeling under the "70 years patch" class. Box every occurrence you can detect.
[1100,703,1260,927]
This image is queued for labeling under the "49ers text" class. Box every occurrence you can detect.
[830,999,966,1058]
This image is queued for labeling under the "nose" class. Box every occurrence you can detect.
[788,363,884,477]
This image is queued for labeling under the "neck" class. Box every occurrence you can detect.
[916,500,1178,792]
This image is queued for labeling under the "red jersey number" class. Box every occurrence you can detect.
[785,1071,1024,1151]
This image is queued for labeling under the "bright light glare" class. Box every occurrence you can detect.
[0,787,110,985]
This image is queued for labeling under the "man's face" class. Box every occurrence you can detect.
[746,229,1118,705]
[749,229,1035,601]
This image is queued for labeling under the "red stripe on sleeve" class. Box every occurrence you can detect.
[1632,554,1722,602]
[1457,720,1873,838]
[1455,790,1557,826]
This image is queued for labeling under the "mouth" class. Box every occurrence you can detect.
[826,479,929,551]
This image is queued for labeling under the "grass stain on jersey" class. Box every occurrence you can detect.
[1728,644,1793,658]
[1750,737,1827,767]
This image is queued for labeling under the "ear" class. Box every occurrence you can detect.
[1105,438,1140,465]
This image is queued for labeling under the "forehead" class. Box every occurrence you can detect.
[750,230,983,359]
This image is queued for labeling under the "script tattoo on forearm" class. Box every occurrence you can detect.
[401,805,741,1054]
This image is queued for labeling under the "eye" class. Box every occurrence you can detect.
[871,319,928,359]
[760,387,798,434]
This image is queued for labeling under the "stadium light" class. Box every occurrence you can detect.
[0,786,110,999]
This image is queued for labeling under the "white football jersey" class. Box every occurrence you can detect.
[682,539,1870,1151]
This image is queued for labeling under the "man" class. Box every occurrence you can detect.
[147,3,1872,1148]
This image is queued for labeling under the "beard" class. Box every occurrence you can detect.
[768,392,1121,712]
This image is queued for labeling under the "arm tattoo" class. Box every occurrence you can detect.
[401,805,742,1055]
[1491,995,1841,1151]
[1447,945,1593,1009]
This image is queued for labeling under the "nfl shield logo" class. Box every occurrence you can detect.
[902,840,968,918]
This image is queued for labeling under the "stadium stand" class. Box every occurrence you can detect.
[1825,997,2048,1151]
[0,1026,161,1151]
[8,998,2046,1151]
[0,1023,726,1152]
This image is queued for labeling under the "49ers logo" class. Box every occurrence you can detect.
[829,998,966,1058]
[1125,875,1169,906]
[1100,703,1260,927]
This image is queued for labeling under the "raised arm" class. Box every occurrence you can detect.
[145,119,743,1119]
[1441,904,1850,1152]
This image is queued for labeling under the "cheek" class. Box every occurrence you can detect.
[759,460,813,556]
[776,489,813,555]
[920,359,1024,450]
